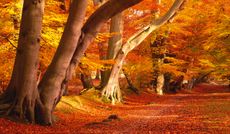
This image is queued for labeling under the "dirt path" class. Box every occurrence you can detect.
[0,84,230,133]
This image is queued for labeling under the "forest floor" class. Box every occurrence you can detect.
[0,83,230,134]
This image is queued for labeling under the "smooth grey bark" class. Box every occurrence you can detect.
[107,13,123,60]
[151,34,169,95]
[99,13,123,89]
[100,13,123,101]
[102,0,186,104]
[38,0,88,125]
[92,0,124,89]
[0,0,44,123]
[153,0,164,95]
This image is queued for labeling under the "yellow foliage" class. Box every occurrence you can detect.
[95,32,118,43]
[160,64,184,76]
[80,57,115,71]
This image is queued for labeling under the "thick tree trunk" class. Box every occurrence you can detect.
[0,0,44,123]
[102,49,125,104]
[92,0,130,90]
[96,24,109,89]
[102,0,185,103]
[101,13,124,98]
[64,0,142,93]
[38,0,88,125]
[107,13,123,60]
[97,42,108,88]
[38,0,141,124]
[99,13,123,89]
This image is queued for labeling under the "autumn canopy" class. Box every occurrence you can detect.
[0,0,229,131]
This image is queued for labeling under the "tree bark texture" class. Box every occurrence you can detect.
[79,63,93,89]
[37,0,142,125]
[38,0,88,125]
[99,13,124,89]
[152,0,165,95]
[0,0,44,123]
[102,0,186,103]
[64,0,142,94]
[0,0,143,125]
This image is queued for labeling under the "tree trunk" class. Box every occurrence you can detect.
[99,13,124,89]
[153,0,165,95]
[38,0,88,125]
[107,13,123,61]
[163,72,171,92]
[79,63,93,89]
[92,0,106,89]
[93,0,104,6]
[0,0,44,123]
[102,49,125,104]
[123,69,139,94]
[64,0,142,94]
[187,77,196,90]
[170,75,184,92]
[92,0,126,90]
[102,0,185,103]
[187,71,213,90]
[1,0,142,125]
[38,0,141,125]
[156,74,164,95]
[97,42,108,88]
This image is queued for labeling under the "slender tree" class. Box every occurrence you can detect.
[152,0,165,95]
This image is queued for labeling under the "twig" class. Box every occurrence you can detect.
[4,37,17,49]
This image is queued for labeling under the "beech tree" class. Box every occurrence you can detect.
[102,0,186,104]
[63,0,142,98]
[0,0,45,123]
[97,13,123,89]
[40,0,143,125]
[0,0,143,125]
[151,0,165,95]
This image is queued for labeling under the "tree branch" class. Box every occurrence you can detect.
[123,0,186,53]
[5,37,17,49]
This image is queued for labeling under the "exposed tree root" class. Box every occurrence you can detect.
[0,88,43,124]
[102,82,122,105]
